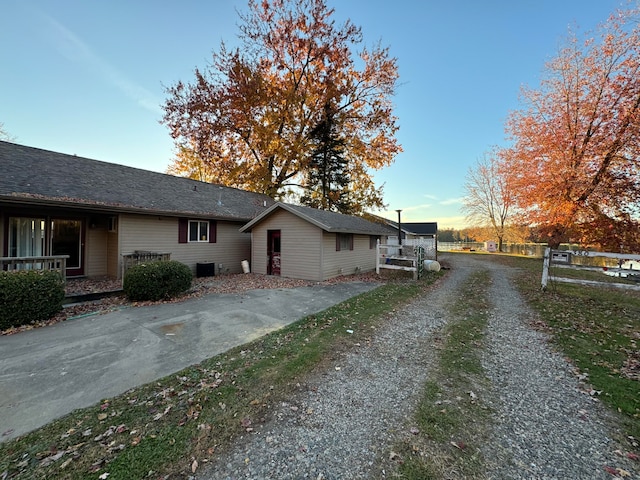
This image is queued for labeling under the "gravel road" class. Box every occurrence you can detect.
[197,253,638,479]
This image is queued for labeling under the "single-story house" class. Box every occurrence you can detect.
[384,220,438,259]
[0,141,274,279]
[239,202,396,281]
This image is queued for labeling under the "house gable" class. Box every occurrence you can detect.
[248,208,323,280]
[242,203,390,281]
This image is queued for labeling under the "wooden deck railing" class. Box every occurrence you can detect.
[121,251,171,279]
[0,255,69,281]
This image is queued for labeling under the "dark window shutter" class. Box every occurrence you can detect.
[209,220,217,243]
[178,218,188,243]
[336,233,340,251]
[350,234,354,251]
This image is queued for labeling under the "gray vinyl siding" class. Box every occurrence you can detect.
[118,214,250,277]
[214,221,252,274]
[249,228,268,275]
[107,229,119,278]
[321,232,377,280]
[85,225,108,277]
[248,209,323,281]
[280,213,322,281]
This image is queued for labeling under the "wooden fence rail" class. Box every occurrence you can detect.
[0,255,69,281]
[121,251,171,280]
[541,247,640,291]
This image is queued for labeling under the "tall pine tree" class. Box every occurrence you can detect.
[301,103,353,213]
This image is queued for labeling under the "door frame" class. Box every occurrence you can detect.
[51,217,86,277]
[267,229,281,276]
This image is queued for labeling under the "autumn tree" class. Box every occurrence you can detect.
[500,8,640,251]
[300,101,353,213]
[162,0,401,214]
[166,144,216,183]
[462,152,514,252]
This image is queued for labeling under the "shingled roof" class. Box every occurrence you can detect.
[386,220,438,236]
[240,202,396,235]
[0,141,274,220]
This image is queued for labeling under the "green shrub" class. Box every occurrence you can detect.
[0,270,65,330]
[123,260,193,301]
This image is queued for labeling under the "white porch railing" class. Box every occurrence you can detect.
[376,241,425,280]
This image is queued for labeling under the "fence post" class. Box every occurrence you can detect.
[541,247,551,290]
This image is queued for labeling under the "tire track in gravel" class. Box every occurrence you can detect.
[479,256,638,480]
[197,254,639,479]
[197,253,481,480]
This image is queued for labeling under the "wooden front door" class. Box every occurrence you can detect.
[267,230,281,276]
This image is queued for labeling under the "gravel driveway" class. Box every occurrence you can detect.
[197,253,638,479]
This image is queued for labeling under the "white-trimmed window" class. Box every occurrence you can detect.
[189,220,209,242]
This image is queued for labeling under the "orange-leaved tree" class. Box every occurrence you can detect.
[166,144,216,183]
[500,7,640,251]
[162,0,401,213]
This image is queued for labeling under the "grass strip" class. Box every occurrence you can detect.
[0,272,443,480]
[393,269,492,479]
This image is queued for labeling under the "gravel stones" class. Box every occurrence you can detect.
[481,259,638,479]
[197,254,639,479]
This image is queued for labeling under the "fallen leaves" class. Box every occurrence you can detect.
[1,271,382,335]
[38,450,65,468]
[604,465,631,477]
[389,451,401,461]
[153,406,172,421]
[240,417,253,432]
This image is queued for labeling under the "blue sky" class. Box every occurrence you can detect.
[0,0,627,228]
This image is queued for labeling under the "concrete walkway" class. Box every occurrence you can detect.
[0,281,378,442]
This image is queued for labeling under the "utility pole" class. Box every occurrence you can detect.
[396,209,402,246]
